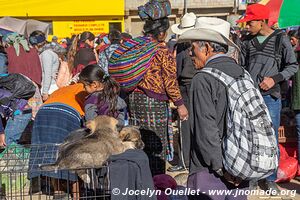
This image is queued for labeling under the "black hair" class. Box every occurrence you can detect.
[143,17,170,41]
[121,32,132,41]
[0,36,5,53]
[230,29,242,50]
[79,64,120,117]
[79,31,95,43]
[29,30,46,47]
[210,42,228,53]
[288,30,300,39]
[67,32,95,71]
[109,30,122,44]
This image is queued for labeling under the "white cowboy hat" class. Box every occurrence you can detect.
[171,12,197,35]
[178,17,239,50]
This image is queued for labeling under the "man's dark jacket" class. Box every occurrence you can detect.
[189,55,244,175]
[176,43,197,85]
[108,149,157,200]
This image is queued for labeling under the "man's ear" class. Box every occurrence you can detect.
[260,20,267,28]
[205,42,211,55]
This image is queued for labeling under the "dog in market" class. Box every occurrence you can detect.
[41,116,144,183]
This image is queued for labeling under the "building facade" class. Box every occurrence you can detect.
[0,0,125,40]
[125,0,246,37]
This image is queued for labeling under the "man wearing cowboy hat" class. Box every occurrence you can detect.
[238,3,298,193]
[178,17,247,200]
[167,12,197,173]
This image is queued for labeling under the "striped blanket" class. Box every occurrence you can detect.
[108,36,161,92]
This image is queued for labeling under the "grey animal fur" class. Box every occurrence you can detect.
[41,116,144,183]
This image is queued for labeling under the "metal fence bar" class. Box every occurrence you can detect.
[0,144,110,199]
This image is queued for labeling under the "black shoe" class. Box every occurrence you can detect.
[0,146,5,153]
[249,180,258,190]
[167,165,186,172]
[260,181,281,196]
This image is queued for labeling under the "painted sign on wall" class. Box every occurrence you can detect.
[72,20,107,35]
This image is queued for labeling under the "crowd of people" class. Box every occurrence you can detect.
[0,0,300,199]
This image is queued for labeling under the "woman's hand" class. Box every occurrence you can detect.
[42,94,49,102]
[0,133,6,148]
[177,104,189,121]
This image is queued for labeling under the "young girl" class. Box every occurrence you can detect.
[79,64,126,127]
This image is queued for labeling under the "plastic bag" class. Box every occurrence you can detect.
[276,144,298,182]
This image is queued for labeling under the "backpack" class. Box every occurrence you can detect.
[274,31,284,67]
[273,32,289,98]
[0,88,28,116]
[0,74,36,104]
[0,74,36,117]
[200,67,278,180]
[243,30,284,70]
[108,36,161,92]
[44,44,71,88]
[56,59,72,88]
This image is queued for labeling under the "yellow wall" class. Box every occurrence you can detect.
[0,0,124,17]
[0,0,124,39]
[49,17,124,40]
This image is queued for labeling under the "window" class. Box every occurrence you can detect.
[109,22,122,32]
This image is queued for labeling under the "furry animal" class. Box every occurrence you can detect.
[41,115,124,183]
[119,126,144,150]
[59,114,118,147]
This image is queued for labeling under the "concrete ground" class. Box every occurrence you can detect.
[166,164,300,200]
[247,180,300,200]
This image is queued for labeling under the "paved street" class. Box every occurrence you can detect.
[248,180,300,200]
[167,164,300,200]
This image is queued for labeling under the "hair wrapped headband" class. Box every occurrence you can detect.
[143,17,170,34]
[138,0,171,21]
[103,73,110,82]
[29,34,46,45]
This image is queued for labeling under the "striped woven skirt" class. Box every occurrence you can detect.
[28,103,83,181]
[128,92,173,175]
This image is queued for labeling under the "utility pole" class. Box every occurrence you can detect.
[184,0,187,14]
[233,0,239,14]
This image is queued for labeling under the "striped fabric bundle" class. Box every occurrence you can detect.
[109,36,160,92]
